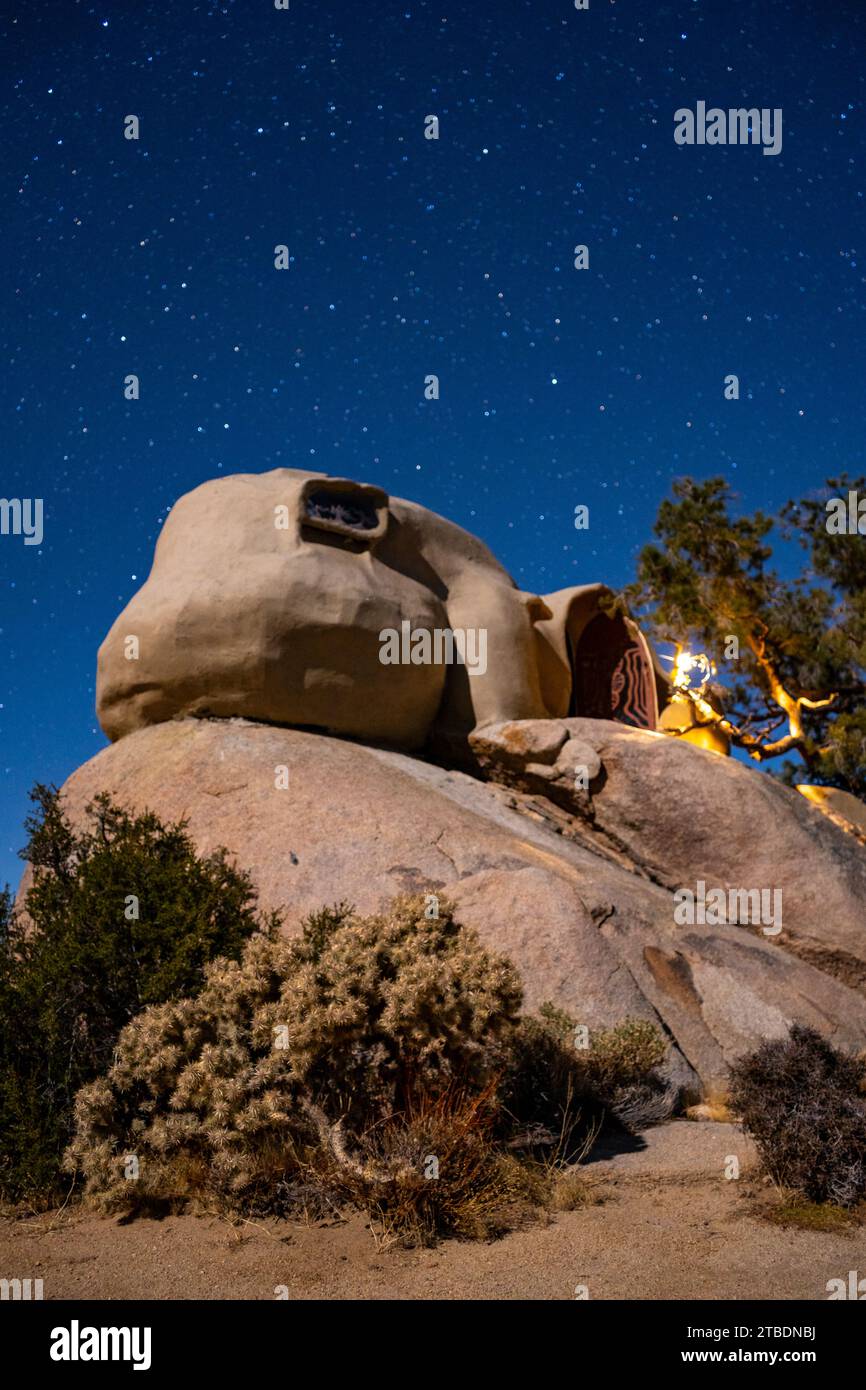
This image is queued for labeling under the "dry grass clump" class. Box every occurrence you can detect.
[548,1166,603,1213]
[313,1083,547,1247]
[684,1087,735,1123]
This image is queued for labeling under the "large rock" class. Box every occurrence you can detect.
[36,716,866,1097]
[470,718,866,992]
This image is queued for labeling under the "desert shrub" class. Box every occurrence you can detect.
[0,785,275,1203]
[583,1019,673,1129]
[607,1080,676,1131]
[498,1003,588,1155]
[581,1018,667,1094]
[273,896,523,1124]
[729,1024,866,1207]
[65,895,524,1214]
[499,1005,669,1155]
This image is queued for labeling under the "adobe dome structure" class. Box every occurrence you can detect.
[96,468,669,760]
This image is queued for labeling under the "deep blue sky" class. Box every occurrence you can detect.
[1,0,864,889]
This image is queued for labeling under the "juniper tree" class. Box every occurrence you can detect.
[623,475,866,794]
[0,785,275,1201]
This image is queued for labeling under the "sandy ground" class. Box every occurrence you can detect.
[2,1123,863,1301]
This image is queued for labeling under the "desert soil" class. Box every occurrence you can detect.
[2,1123,863,1301]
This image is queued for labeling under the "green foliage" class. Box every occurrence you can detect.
[299,902,353,963]
[807,709,866,792]
[0,884,11,945]
[499,1007,669,1153]
[498,1008,587,1152]
[582,1019,668,1094]
[763,1195,856,1234]
[779,474,866,792]
[65,895,524,1212]
[626,475,866,793]
[628,476,776,652]
[0,785,273,1203]
[729,1024,866,1207]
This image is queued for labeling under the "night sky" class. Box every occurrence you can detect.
[1,0,864,889]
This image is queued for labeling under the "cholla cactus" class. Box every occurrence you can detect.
[65,895,523,1210]
[278,895,523,1117]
